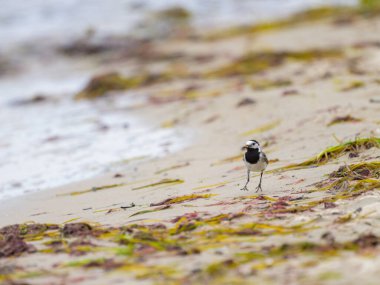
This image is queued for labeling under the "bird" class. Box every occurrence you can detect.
[241,139,268,192]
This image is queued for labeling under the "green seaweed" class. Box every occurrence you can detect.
[75,72,145,99]
[155,162,190,174]
[208,49,343,78]
[250,79,292,90]
[156,7,192,21]
[340,81,365,92]
[66,183,124,196]
[75,72,175,100]
[274,137,380,172]
[327,115,361,126]
[207,6,356,40]
[269,162,380,214]
[129,205,171,217]
[132,179,184,190]
[150,194,216,206]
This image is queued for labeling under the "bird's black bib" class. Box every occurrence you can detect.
[245,149,260,164]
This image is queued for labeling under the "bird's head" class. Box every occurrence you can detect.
[242,139,261,151]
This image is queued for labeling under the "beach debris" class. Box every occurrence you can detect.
[324,202,337,209]
[82,258,124,271]
[353,233,379,248]
[270,162,380,214]
[203,115,220,124]
[334,213,352,224]
[62,223,92,237]
[236,98,256,107]
[75,72,144,99]
[156,7,191,21]
[0,235,35,258]
[274,137,380,172]
[59,35,154,59]
[340,80,365,92]
[0,224,59,258]
[282,89,299,96]
[10,94,50,106]
[132,179,184,190]
[327,115,361,126]
[329,161,380,180]
[149,6,193,39]
[251,79,292,91]
[208,49,343,78]
[120,203,136,210]
[150,194,216,207]
[207,6,356,40]
[67,183,124,196]
[129,205,171,217]
[192,181,231,190]
[75,72,176,99]
[161,118,179,128]
[370,97,380,103]
[155,162,190,174]
[0,223,58,238]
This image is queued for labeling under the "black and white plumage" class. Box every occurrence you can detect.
[241,139,268,192]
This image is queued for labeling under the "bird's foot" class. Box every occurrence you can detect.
[240,186,249,191]
[255,185,263,193]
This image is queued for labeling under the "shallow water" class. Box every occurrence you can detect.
[0,0,357,49]
[0,91,189,200]
[0,0,357,200]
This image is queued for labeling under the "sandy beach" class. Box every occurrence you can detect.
[1,3,380,284]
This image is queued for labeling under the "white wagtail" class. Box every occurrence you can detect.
[241,139,268,192]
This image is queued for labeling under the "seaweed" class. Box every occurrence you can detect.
[236,98,256,107]
[62,223,92,238]
[340,81,365,92]
[129,205,171,217]
[150,194,216,206]
[327,115,361,126]
[189,232,380,282]
[359,0,380,12]
[207,6,355,40]
[66,183,124,196]
[269,162,380,214]
[0,224,58,238]
[155,162,190,174]
[250,79,292,91]
[329,162,380,180]
[75,72,144,99]
[0,235,35,258]
[75,72,174,100]
[156,7,192,21]
[274,137,380,172]
[132,179,184,190]
[208,49,343,78]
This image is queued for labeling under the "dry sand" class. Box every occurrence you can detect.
[1,10,380,285]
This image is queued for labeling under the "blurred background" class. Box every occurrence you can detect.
[0,0,366,199]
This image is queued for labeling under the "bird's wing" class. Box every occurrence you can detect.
[261,152,269,164]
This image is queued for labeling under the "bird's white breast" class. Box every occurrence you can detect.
[244,153,268,172]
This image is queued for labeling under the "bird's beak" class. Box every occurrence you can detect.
[241,145,248,151]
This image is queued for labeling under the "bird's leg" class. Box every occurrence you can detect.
[255,171,264,192]
[241,169,250,191]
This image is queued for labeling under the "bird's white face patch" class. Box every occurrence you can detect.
[246,140,261,150]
